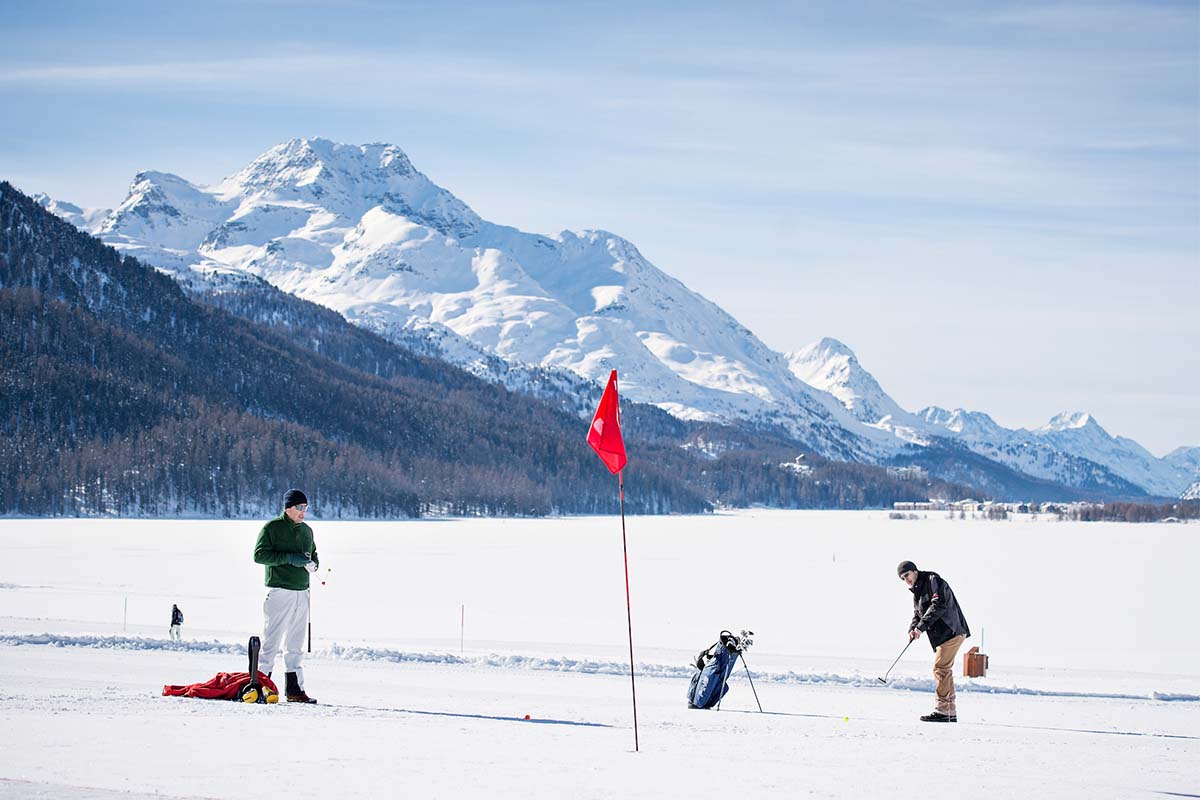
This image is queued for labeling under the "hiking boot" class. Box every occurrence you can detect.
[920,712,956,723]
[285,671,317,704]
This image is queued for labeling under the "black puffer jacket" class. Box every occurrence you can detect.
[910,571,970,649]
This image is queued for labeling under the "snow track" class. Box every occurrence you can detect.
[3,633,1196,703]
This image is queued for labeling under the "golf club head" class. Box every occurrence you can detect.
[876,676,888,684]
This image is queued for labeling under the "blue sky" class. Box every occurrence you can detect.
[2,1,1196,454]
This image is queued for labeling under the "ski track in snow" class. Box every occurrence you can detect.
[4,633,1195,704]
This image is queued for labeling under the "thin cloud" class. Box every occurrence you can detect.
[978,2,1197,36]
[0,52,564,92]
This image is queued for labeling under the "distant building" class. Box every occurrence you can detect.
[779,457,813,476]
[893,500,942,511]
[886,466,929,481]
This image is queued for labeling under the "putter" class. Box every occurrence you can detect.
[877,639,914,684]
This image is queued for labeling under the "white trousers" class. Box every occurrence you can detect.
[168,624,181,641]
[261,587,309,688]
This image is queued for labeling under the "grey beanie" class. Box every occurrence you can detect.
[897,560,918,577]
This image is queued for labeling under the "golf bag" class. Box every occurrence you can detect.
[687,631,743,709]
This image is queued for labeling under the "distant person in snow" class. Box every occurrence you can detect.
[169,604,183,640]
[898,560,971,722]
[254,489,319,703]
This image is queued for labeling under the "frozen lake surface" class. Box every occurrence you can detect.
[1,511,1196,798]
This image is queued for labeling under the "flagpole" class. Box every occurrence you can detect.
[587,369,638,752]
[619,469,639,753]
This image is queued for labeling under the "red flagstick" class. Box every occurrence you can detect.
[587,370,638,752]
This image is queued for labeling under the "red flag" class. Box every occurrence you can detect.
[587,369,627,474]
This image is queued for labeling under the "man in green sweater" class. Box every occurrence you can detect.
[254,489,319,703]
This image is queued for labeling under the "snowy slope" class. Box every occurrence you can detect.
[85,138,895,461]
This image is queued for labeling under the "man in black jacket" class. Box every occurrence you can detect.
[169,604,183,641]
[898,560,970,722]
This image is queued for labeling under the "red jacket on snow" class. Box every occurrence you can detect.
[163,671,277,700]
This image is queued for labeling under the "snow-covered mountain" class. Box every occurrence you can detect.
[1166,448,1200,500]
[36,136,1196,498]
[33,193,109,233]
[786,338,910,426]
[1030,413,1192,497]
[1164,446,1200,475]
[789,339,1198,497]
[76,138,897,462]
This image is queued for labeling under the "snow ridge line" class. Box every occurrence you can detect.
[4,633,1196,703]
[0,633,245,656]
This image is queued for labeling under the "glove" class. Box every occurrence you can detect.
[286,553,309,567]
[304,561,318,574]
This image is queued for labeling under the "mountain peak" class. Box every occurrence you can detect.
[918,406,1005,439]
[131,170,194,188]
[34,192,82,215]
[31,192,110,234]
[1041,411,1099,432]
[215,137,479,238]
[229,137,418,195]
[813,337,856,358]
[787,338,908,425]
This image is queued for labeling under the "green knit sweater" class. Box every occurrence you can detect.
[253,512,319,590]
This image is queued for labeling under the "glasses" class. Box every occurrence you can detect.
[293,504,308,511]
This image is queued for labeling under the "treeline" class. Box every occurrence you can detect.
[1062,502,1200,523]
[690,445,977,509]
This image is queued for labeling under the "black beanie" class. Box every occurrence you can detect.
[284,489,308,509]
[897,560,918,577]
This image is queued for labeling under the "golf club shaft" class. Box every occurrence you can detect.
[880,639,914,682]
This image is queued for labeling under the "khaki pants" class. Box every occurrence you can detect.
[933,634,966,715]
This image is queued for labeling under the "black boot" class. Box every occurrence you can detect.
[285,671,317,704]
[920,711,956,723]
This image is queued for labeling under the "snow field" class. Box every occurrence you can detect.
[1,511,1196,798]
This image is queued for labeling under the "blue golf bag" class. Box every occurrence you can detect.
[687,631,742,709]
